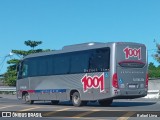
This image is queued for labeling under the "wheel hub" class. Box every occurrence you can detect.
[73,95,79,104]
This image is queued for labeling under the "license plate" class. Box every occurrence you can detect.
[128,84,136,88]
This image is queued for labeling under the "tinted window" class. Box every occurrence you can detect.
[46,56,54,75]
[27,56,54,76]
[89,48,110,72]
[54,54,70,74]
[70,52,89,73]
[22,64,28,77]
[19,47,110,78]
[18,60,29,79]
[28,57,39,76]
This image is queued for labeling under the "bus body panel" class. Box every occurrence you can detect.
[17,78,30,99]
[111,43,148,98]
[16,42,148,102]
[17,72,112,101]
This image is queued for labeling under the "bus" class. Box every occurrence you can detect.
[16,42,148,107]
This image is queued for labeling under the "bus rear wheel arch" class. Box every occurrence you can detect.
[71,91,87,107]
[22,92,34,104]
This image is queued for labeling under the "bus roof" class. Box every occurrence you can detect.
[23,42,145,59]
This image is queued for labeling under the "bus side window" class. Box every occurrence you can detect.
[89,52,103,71]
[70,52,89,74]
[89,48,110,72]
[54,54,70,75]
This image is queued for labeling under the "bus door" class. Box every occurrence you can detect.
[115,44,148,96]
[17,61,30,99]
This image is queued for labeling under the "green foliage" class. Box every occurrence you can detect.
[150,42,160,78]
[4,40,51,86]
[7,59,20,64]
[4,70,17,86]
[153,43,160,63]
[12,50,29,57]
[7,65,17,71]
[148,62,160,78]
[24,40,42,50]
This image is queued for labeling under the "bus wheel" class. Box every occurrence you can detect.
[72,92,85,107]
[23,93,34,104]
[98,99,113,106]
[51,100,59,105]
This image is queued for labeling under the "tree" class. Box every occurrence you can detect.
[4,40,51,86]
[148,62,160,78]
[153,43,160,63]
[24,40,42,50]
[148,41,160,78]
[148,62,156,70]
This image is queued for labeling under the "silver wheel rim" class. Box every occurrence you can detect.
[73,95,79,104]
[25,94,30,102]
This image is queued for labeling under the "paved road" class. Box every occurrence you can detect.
[0,95,160,120]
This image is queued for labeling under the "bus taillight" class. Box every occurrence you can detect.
[146,73,149,88]
[112,73,118,88]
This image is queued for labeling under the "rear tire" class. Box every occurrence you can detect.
[51,100,59,105]
[72,92,86,107]
[99,99,113,106]
[23,93,34,104]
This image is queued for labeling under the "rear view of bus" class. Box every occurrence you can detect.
[112,42,148,99]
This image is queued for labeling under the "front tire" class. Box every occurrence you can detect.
[72,92,86,107]
[23,93,34,104]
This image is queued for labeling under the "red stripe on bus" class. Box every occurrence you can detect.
[27,90,35,93]
[19,90,35,93]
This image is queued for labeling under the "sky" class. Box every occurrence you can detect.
[0,0,160,74]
